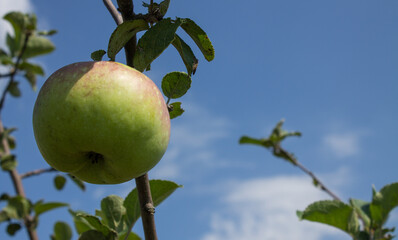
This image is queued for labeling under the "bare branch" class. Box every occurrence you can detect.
[103,0,123,25]
[20,167,57,179]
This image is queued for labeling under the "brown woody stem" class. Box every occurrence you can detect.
[104,1,158,239]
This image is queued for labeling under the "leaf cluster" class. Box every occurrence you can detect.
[53,180,182,240]
[91,0,215,120]
[0,194,68,237]
[297,183,398,239]
[0,11,56,95]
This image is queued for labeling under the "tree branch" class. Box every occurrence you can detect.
[116,0,136,67]
[0,120,38,240]
[102,0,123,25]
[135,174,158,240]
[106,1,158,239]
[20,167,56,179]
[0,32,31,114]
[273,145,342,202]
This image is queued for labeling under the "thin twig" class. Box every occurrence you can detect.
[274,145,342,202]
[0,32,31,114]
[0,120,38,240]
[20,167,56,179]
[102,0,123,25]
[0,72,13,78]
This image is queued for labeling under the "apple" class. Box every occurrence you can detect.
[32,61,170,184]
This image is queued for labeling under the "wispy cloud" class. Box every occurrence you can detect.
[201,174,349,240]
[323,132,360,158]
[151,102,233,180]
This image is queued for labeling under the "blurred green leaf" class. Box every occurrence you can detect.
[91,50,107,61]
[18,61,44,75]
[239,136,272,148]
[79,230,108,240]
[1,154,17,171]
[169,102,184,119]
[54,175,67,190]
[69,209,93,235]
[77,214,117,239]
[124,180,182,227]
[0,210,9,222]
[350,198,371,228]
[2,196,31,220]
[118,231,141,240]
[180,18,215,61]
[133,18,182,71]
[172,34,198,76]
[161,71,191,99]
[37,29,57,36]
[8,81,21,97]
[107,19,149,61]
[370,182,398,227]
[23,35,55,59]
[34,201,68,217]
[24,71,37,91]
[67,174,86,191]
[6,222,21,236]
[51,221,72,240]
[100,195,125,231]
[298,200,356,235]
[3,12,26,55]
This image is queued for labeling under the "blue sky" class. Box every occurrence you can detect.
[1,0,398,239]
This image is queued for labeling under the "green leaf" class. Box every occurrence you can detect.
[69,209,93,235]
[54,175,67,190]
[133,18,182,71]
[0,210,9,222]
[37,29,57,36]
[79,230,108,240]
[298,200,356,235]
[239,136,271,148]
[180,18,215,61]
[6,223,21,236]
[107,19,149,61]
[91,50,107,61]
[7,81,21,97]
[350,198,371,228]
[34,201,68,217]
[1,154,17,171]
[6,33,19,57]
[100,195,126,231]
[52,221,72,240]
[77,214,117,239]
[24,71,37,91]
[3,12,26,55]
[3,196,31,220]
[161,72,191,99]
[18,61,44,75]
[172,34,198,76]
[124,180,182,227]
[169,102,184,119]
[67,174,86,191]
[23,35,55,59]
[118,231,141,240]
[370,182,398,227]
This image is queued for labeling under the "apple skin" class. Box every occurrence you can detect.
[32,61,170,184]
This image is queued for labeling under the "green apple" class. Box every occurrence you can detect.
[32,61,170,184]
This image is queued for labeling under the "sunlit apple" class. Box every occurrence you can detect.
[33,61,170,184]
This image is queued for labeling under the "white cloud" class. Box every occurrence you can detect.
[151,102,232,180]
[323,133,360,158]
[201,174,349,240]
